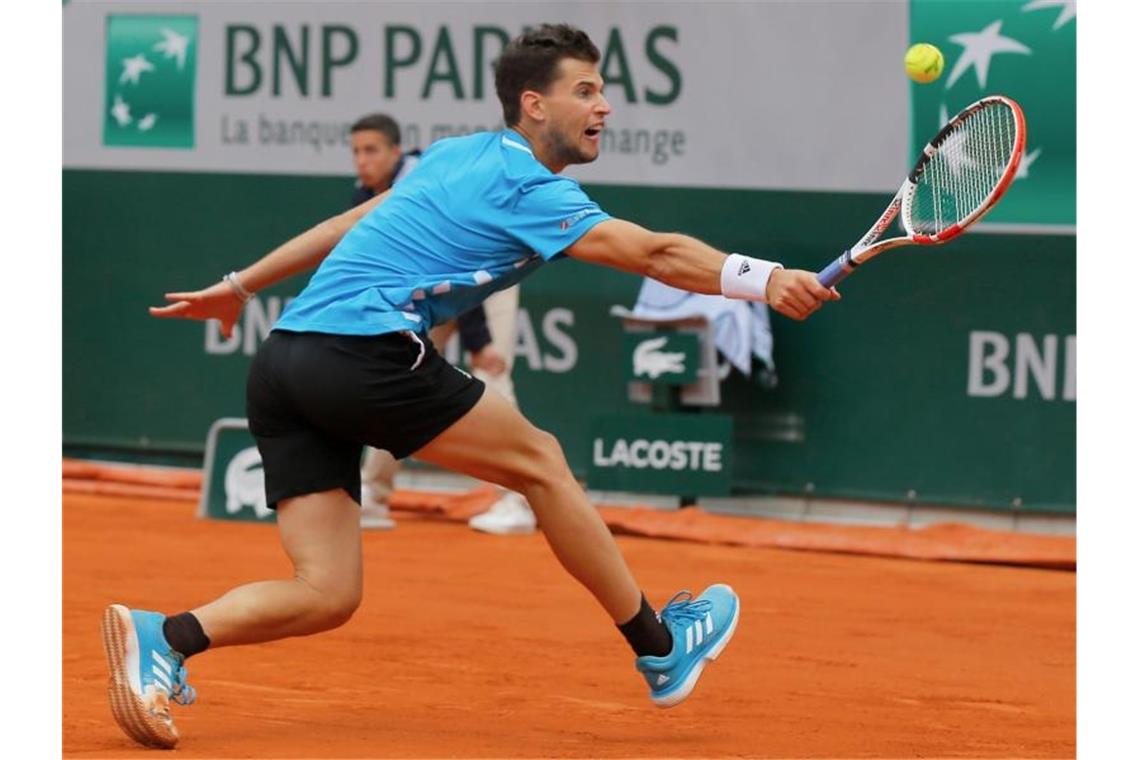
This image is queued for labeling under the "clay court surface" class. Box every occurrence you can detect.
[63,494,1074,758]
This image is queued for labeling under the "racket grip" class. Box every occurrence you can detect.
[818,252,855,289]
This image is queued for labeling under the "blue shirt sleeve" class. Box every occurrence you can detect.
[508,176,611,261]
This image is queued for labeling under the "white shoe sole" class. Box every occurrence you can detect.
[101,604,180,749]
[650,597,741,708]
[468,520,536,535]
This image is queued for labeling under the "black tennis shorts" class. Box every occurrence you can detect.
[246,329,485,509]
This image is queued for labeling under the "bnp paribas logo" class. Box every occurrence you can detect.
[103,15,198,148]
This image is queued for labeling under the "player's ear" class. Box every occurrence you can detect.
[520,90,545,123]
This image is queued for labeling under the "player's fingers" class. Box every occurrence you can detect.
[829,287,842,301]
[149,302,190,317]
[164,292,196,302]
[781,289,814,314]
[775,301,806,321]
[803,277,833,302]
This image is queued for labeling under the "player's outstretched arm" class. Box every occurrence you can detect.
[149,191,390,337]
[565,218,838,321]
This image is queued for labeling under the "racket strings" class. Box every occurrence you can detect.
[909,102,1018,234]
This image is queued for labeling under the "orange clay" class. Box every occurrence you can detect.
[64,493,1074,758]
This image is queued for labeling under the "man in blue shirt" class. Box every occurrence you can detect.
[107,24,838,748]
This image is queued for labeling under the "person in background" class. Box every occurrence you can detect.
[349,114,535,534]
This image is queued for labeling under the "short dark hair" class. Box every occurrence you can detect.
[350,113,400,145]
[494,24,601,126]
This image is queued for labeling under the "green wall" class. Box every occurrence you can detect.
[63,169,1074,513]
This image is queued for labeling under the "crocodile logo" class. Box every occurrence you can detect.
[633,336,686,379]
[224,446,271,519]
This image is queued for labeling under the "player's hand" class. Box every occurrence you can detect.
[149,280,247,338]
[765,268,840,321]
[469,346,507,376]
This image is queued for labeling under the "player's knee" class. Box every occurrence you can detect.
[316,587,361,630]
[519,430,574,491]
[301,575,362,631]
[325,592,362,628]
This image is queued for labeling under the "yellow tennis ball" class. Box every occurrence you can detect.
[905,43,944,84]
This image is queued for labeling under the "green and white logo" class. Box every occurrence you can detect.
[103,15,197,148]
[910,0,1075,228]
[624,332,699,384]
[200,419,276,524]
[588,413,733,496]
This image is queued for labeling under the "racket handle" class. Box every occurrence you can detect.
[818,251,855,289]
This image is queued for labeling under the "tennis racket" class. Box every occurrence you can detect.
[817,95,1026,288]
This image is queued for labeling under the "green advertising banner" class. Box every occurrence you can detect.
[63,172,1075,513]
[909,0,1075,228]
[589,413,733,496]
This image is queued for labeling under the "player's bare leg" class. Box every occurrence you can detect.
[416,389,741,707]
[414,389,641,623]
[190,489,364,646]
[102,488,365,747]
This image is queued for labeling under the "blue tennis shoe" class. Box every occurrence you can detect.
[101,604,197,748]
[634,584,740,707]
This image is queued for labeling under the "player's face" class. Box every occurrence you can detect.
[351,130,402,192]
[541,58,610,166]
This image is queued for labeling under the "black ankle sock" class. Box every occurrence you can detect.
[617,594,673,657]
[162,612,211,658]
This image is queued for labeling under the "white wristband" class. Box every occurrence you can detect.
[224,271,254,304]
[720,253,783,303]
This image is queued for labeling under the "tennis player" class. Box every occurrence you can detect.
[103,23,838,748]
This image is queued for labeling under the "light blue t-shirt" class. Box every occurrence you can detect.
[274,129,611,335]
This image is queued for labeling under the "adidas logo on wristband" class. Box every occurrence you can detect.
[721,253,782,303]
